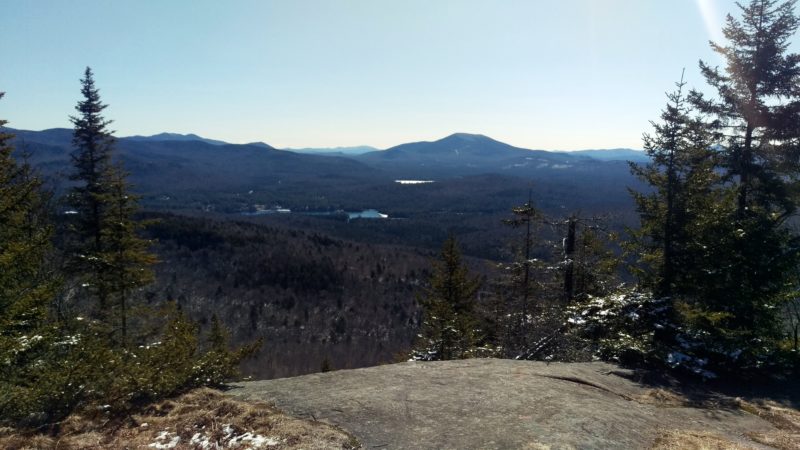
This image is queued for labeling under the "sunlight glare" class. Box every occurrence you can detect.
[696,0,725,43]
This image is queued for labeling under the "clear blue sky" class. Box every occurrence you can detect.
[1,0,783,150]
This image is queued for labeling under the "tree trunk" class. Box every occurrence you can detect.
[563,217,576,302]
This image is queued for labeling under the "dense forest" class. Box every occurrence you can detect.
[141,213,435,378]
[3,0,800,440]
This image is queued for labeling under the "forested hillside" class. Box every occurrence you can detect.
[12,126,641,259]
[141,213,436,378]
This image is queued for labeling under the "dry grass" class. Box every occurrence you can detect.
[738,399,800,450]
[0,388,360,449]
[653,398,800,450]
[646,389,800,450]
[634,388,690,408]
[521,443,558,450]
[650,430,754,450]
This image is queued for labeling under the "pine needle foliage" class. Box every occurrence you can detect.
[412,236,482,361]
[0,92,63,427]
[66,67,158,347]
[0,72,262,430]
[626,1,800,375]
[67,67,117,310]
[684,0,800,371]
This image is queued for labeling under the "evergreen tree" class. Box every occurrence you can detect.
[69,67,114,270]
[67,68,156,346]
[96,165,157,346]
[630,72,720,299]
[686,0,800,369]
[692,0,800,219]
[496,196,573,359]
[412,236,481,361]
[0,92,63,425]
[570,224,619,301]
[0,91,54,344]
[501,193,540,347]
[2,75,261,428]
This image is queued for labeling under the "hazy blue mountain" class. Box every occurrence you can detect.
[6,128,378,194]
[5,128,639,223]
[245,142,276,150]
[8,128,74,147]
[359,133,539,162]
[561,148,649,162]
[124,132,232,146]
[355,132,631,179]
[284,146,379,156]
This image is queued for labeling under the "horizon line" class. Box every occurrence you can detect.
[4,125,645,153]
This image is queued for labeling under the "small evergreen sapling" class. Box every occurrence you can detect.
[412,236,481,361]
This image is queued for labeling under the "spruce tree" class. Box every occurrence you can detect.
[0,92,62,424]
[692,0,800,219]
[629,73,723,366]
[68,67,117,310]
[67,68,156,346]
[502,193,539,345]
[412,236,481,361]
[498,195,578,359]
[96,165,157,346]
[632,73,689,297]
[686,0,800,369]
[630,72,720,299]
[570,224,619,301]
[0,91,54,341]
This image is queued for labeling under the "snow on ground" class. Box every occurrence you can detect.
[149,425,282,449]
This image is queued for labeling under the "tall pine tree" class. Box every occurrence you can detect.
[68,67,116,309]
[67,68,156,347]
[498,196,567,359]
[686,0,800,369]
[502,193,539,347]
[631,72,723,317]
[96,165,157,346]
[631,72,720,299]
[692,0,800,219]
[629,72,724,366]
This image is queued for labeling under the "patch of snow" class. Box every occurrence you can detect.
[190,432,212,449]
[187,424,281,449]
[149,431,180,449]
[56,335,80,346]
[229,432,281,447]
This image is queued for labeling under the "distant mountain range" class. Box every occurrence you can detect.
[7,128,374,193]
[284,146,379,156]
[125,132,232,147]
[352,132,642,181]
[558,148,649,162]
[3,127,642,219]
[116,131,645,162]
